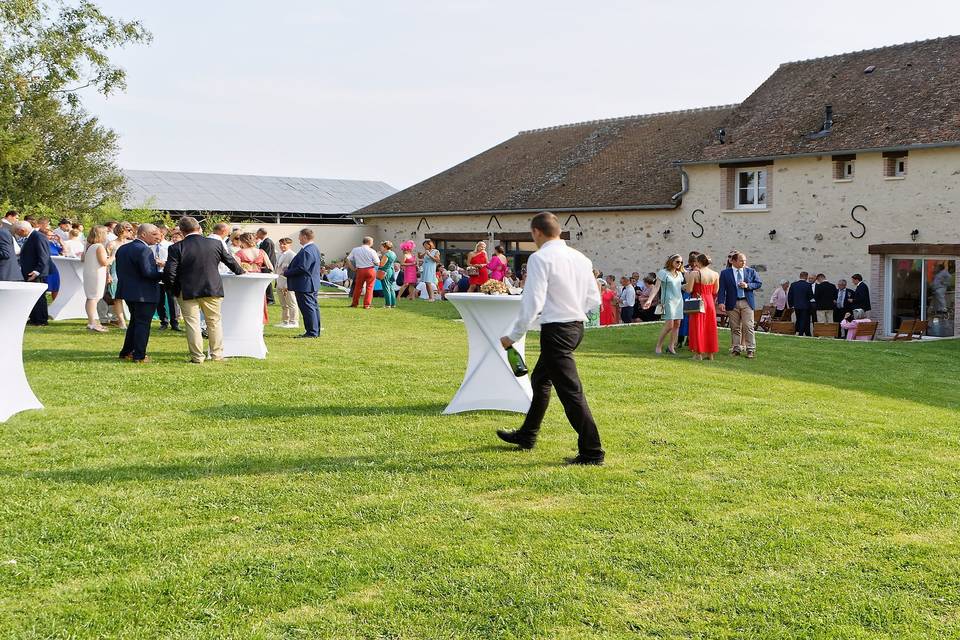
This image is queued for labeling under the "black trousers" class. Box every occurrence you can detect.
[519,322,604,460]
[28,277,48,324]
[120,301,158,360]
[156,286,179,329]
[794,309,812,336]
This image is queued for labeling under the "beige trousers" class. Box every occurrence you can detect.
[179,296,224,362]
[816,310,833,323]
[727,299,756,353]
[280,288,299,325]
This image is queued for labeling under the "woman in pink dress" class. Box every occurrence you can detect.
[840,309,873,340]
[487,245,508,281]
[236,232,273,324]
[397,240,418,300]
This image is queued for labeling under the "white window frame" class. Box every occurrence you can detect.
[844,160,855,178]
[894,158,907,177]
[734,169,767,210]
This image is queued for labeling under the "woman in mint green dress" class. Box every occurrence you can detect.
[642,253,686,355]
[378,241,397,308]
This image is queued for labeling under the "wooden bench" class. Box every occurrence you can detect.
[893,319,928,341]
[856,321,879,341]
[769,321,795,335]
[813,322,840,338]
[780,308,794,322]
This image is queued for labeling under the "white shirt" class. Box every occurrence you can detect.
[507,239,600,342]
[62,238,85,258]
[619,284,636,307]
[328,266,347,283]
[275,248,296,288]
[348,244,379,269]
[106,231,117,243]
[153,239,172,262]
[207,233,231,273]
[54,228,71,242]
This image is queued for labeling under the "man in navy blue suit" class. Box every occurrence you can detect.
[787,271,815,337]
[717,251,763,358]
[283,228,322,338]
[12,221,51,325]
[115,223,164,363]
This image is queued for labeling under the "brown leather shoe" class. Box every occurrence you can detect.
[133,356,151,364]
[119,354,134,361]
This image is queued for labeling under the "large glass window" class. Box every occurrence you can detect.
[926,259,956,337]
[736,169,767,209]
[888,257,956,337]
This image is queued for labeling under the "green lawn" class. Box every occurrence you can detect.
[3,300,960,639]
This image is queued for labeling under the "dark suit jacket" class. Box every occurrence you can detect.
[853,282,871,311]
[0,226,21,281]
[19,230,50,280]
[163,233,244,300]
[259,237,277,266]
[115,239,163,303]
[284,243,321,293]
[814,281,838,311]
[787,280,814,310]
[717,266,762,309]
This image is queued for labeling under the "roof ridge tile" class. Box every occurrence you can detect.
[518,104,739,135]
[777,34,957,67]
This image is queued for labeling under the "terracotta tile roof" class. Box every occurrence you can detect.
[685,36,960,163]
[356,106,735,216]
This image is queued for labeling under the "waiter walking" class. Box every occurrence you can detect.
[497,211,605,465]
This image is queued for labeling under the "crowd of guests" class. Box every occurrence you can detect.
[342,238,523,309]
[1,209,326,362]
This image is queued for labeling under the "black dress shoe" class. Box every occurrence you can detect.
[496,429,536,450]
[294,333,319,339]
[564,455,604,466]
[158,324,169,331]
[171,326,184,332]
[201,329,208,339]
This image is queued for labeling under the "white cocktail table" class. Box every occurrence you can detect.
[220,273,279,359]
[49,256,87,321]
[444,293,533,414]
[0,282,47,422]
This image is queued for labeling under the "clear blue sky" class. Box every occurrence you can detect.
[84,0,958,189]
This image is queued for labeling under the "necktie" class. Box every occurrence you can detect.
[736,270,745,298]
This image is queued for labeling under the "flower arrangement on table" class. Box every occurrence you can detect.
[480,280,509,295]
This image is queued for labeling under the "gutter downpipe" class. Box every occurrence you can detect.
[670,166,689,204]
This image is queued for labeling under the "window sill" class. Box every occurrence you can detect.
[722,208,770,213]
[884,176,906,181]
[833,178,853,183]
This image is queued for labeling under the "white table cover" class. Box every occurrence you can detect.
[49,256,87,321]
[0,282,47,422]
[220,273,279,359]
[444,293,533,414]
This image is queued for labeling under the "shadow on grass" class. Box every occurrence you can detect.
[16,445,552,484]
[574,324,960,411]
[191,402,449,419]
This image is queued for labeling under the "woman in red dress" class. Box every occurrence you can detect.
[599,281,618,326]
[467,241,489,292]
[684,253,719,360]
[236,232,274,324]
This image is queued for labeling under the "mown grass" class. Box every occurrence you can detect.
[2,299,959,639]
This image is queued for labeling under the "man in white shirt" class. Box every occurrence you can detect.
[497,212,605,465]
[207,222,232,274]
[152,226,180,331]
[618,275,636,323]
[347,236,380,309]
[104,221,118,243]
[53,218,72,243]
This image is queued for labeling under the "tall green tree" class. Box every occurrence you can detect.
[0,0,150,212]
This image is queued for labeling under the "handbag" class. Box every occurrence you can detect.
[376,269,386,280]
[654,304,664,315]
[466,266,479,277]
[683,297,705,314]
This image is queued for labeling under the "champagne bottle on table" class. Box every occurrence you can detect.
[505,345,528,377]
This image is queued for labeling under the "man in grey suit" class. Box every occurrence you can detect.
[0,224,22,281]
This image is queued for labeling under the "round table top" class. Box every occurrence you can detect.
[222,273,279,281]
[446,292,522,303]
[0,281,49,292]
[51,255,80,261]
